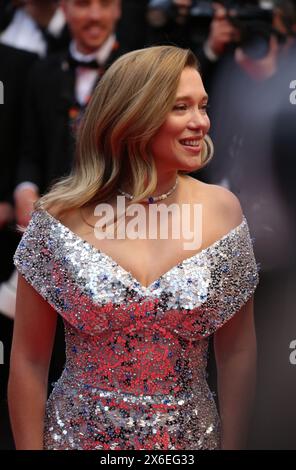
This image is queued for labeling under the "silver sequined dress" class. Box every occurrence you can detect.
[14,209,259,450]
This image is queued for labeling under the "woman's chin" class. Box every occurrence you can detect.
[177,157,202,172]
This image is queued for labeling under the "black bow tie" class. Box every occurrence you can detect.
[68,55,100,70]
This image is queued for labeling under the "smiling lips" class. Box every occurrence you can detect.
[179,138,203,151]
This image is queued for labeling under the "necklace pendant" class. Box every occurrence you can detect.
[148,197,154,204]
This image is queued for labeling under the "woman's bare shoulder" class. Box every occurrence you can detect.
[45,204,84,233]
[185,176,244,233]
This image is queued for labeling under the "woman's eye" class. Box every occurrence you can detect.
[173,104,188,111]
[173,103,210,113]
[200,104,210,113]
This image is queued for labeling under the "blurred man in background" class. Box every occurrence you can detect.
[0,0,69,56]
[0,41,37,448]
[14,0,124,228]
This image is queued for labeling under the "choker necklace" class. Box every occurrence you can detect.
[118,177,178,204]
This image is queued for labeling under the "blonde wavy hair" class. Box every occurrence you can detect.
[36,45,207,217]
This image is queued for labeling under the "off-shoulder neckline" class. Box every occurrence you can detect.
[37,209,247,291]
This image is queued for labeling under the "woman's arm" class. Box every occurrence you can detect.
[8,273,57,450]
[214,296,257,450]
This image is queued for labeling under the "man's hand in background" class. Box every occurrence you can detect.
[207,3,240,57]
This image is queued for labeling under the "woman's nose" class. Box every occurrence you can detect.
[188,109,210,132]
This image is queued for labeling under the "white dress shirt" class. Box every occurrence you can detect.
[70,35,117,105]
[0,7,66,57]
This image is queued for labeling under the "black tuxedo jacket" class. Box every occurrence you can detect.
[0,44,38,202]
[16,43,126,195]
[0,44,37,281]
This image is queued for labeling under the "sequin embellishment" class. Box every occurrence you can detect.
[14,210,259,450]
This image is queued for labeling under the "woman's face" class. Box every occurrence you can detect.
[150,67,210,173]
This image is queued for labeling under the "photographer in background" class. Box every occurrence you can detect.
[146,1,277,84]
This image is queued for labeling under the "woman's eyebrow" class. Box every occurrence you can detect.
[175,94,209,101]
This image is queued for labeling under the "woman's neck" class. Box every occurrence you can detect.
[120,168,179,198]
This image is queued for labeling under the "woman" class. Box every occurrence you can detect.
[8,46,259,450]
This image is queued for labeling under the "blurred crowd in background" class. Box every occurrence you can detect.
[0,0,296,449]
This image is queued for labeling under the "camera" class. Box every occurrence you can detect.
[191,1,275,58]
[149,0,275,58]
